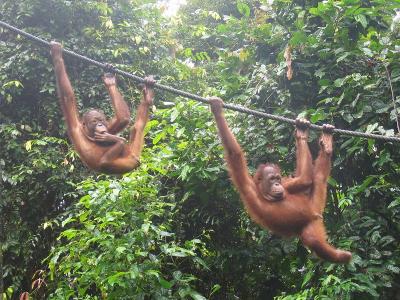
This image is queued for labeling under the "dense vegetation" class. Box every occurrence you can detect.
[1,0,399,299]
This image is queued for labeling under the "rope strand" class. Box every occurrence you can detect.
[1,20,400,143]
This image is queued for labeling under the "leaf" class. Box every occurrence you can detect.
[194,257,210,270]
[388,198,400,208]
[170,251,188,257]
[210,284,221,296]
[60,229,78,240]
[152,131,166,144]
[327,176,338,187]
[25,140,32,151]
[387,265,400,274]
[239,48,249,62]
[146,270,160,278]
[142,222,150,234]
[208,11,220,20]
[290,31,307,46]
[189,291,207,300]
[302,270,313,287]
[179,165,192,180]
[237,2,250,17]
[315,69,325,78]
[355,14,368,28]
[116,246,126,253]
[61,216,75,227]
[170,108,179,122]
[366,123,378,133]
[105,19,114,29]
[106,272,129,285]
[134,36,142,45]
[334,77,346,87]
[361,47,373,57]
[3,80,24,89]
[337,52,350,62]
[159,277,174,289]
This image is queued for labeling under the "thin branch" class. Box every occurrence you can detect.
[384,64,400,133]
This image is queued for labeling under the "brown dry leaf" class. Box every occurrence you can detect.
[284,45,293,80]
[32,278,46,290]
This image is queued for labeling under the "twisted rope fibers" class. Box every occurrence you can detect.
[1,20,400,143]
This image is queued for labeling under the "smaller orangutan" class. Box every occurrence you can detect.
[209,97,352,263]
[50,41,154,174]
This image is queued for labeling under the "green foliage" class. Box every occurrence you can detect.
[47,170,208,299]
[1,0,400,299]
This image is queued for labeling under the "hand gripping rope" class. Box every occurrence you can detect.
[1,20,400,143]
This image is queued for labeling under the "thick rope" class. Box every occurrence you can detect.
[1,20,400,143]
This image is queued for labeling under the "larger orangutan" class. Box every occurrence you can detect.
[209,97,351,263]
[50,42,154,174]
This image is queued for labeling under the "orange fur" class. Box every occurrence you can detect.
[210,99,352,263]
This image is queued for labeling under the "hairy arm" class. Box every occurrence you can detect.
[210,97,251,186]
[128,76,155,157]
[50,42,80,131]
[209,97,268,221]
[103,73,130,134]
[283,119,313,193]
